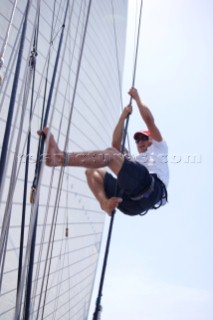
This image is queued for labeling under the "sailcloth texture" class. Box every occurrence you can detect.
[0,0,128,319]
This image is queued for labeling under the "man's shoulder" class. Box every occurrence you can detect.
[152,139,168,152]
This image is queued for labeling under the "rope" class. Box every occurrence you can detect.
[0,0,18,85]
[0,10,27,111]
[17,8,39,294]
[0,1,135,319]
[28,0,58,308]
[32,1,78,316]
[22,0,91,316]
[92,1,144,319]
[111,0,123,111]
[0,3,67,280]
[111,0,131,154]
[0,1,103,318]
[0,0,33,290]
[52,240,68,320]
[0,12,67,203]
[37,1,93,318]
[31,36,70,318]
[13,2,71,319]
[0,20,36,207]
[0,0,17,61]
[1,0,42,308]
[49,188,71,320]
[0,17,43,256]
[121,0,143,151]
[30,0,68,304]
[22,1,71,319]
[0,0,32,192]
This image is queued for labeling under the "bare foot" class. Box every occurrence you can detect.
[100,197,123,216]
[37,128,63,166]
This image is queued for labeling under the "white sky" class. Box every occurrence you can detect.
[89,0,213,319]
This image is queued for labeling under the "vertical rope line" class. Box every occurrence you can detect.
[92,1,143,319]
[17,7,40,294]
[66,240,72,320]
[52,240,68,320]
[0,0,64,250]
[0,50,36,291]
[62,0,92,154]
[49,183,70,319]
[30,2,63,302]
[0,26,36,207]
[28,3,86,316]
[29,2,79,310]
[64,176,72,320]
[22,1,71,319]
[0,0,18,76]
[0,3,66,214]
[31,0,70,200]
[31,48,69,317]
[121,0,143,152]
[36,0,58,137]
[0,10,27,109]
[39,1,93,317]
[29,0,59,305]
[13,1,70,319]
[0,18,22,108]
[0,0,32,191]
[33,1,76,317]
[0,5,40,219]
[111,0,131,153]
[111,0,123,109]
[0,0,18,59]
[0,0,42,300]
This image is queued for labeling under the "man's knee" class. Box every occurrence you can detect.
[105,147,120,155]
[104,147,123,163]
[85,168,105,180]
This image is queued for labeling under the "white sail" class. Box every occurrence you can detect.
[0,0,128,319]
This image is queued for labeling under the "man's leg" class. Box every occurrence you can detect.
[40,128,124,175]
[39,128,124,215]
[85,168,122,215]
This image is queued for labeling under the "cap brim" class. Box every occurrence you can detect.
[133,131,150,139]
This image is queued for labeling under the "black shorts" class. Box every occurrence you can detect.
[103,157,165,216]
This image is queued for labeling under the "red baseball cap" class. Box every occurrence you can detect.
[133,130,151,139]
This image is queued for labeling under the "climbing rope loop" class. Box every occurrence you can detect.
[92,1,144,319]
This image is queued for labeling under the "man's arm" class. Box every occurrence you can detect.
[128,87,163,142]
[112,104,132,151]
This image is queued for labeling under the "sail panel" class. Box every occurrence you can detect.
[0,0,128,319]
